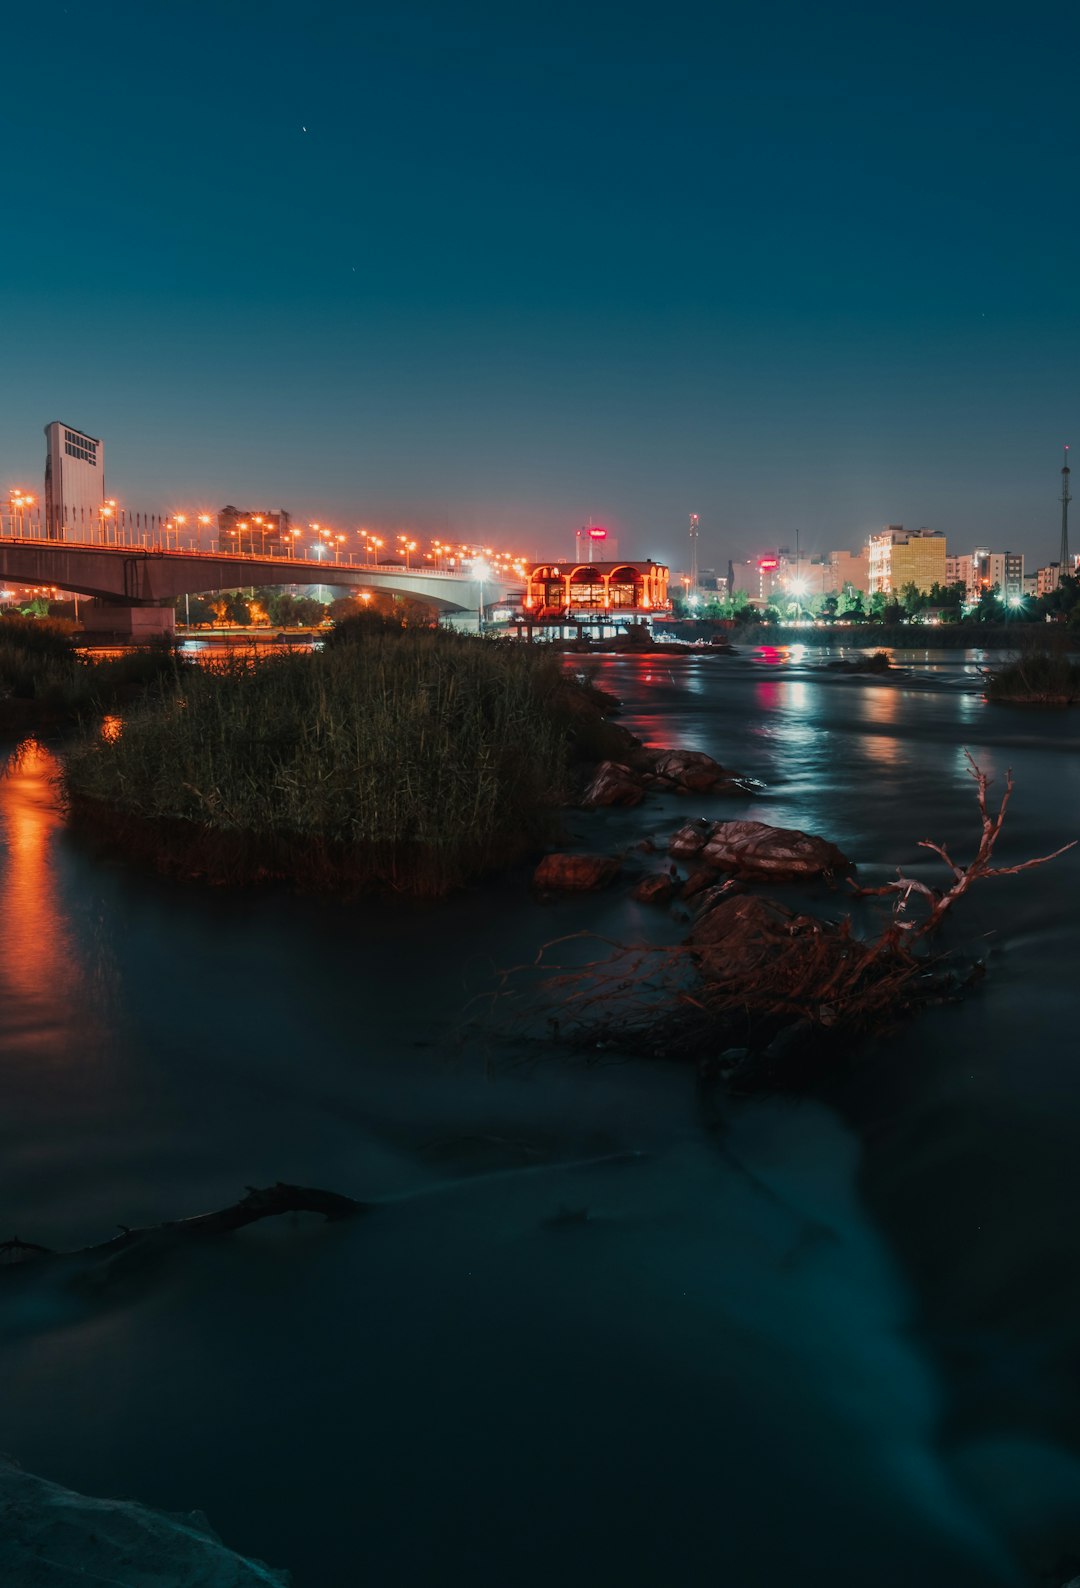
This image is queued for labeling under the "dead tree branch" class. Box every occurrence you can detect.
[1,1182,367,1271]
[849,751,1076,934]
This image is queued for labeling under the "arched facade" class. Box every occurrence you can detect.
[524,560,669,617]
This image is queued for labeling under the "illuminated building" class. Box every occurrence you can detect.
[946,549,1024,603]
[819,547,870,596]
[43,420,103,540]
[869,526,946,595]
[757,555,781,601]
[574,524,616,562]
[524,560,669,616]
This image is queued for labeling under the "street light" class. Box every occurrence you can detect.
[8,490,35,537]
[198,514,212,552]
[472,557,491,634]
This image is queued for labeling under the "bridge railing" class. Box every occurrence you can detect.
[0,517,484,580]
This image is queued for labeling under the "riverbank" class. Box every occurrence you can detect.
[731,620,1059,648]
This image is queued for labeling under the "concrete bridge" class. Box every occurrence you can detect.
[0,534,521,635]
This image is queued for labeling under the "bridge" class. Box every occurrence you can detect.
[0,529,521,636]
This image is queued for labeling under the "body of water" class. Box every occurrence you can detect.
[2,647,1079,1586]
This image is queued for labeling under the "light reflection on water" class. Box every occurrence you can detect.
[0,740,82,1042]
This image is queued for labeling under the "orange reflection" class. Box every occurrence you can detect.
[858,690,903,765]
[0,739,81,1035]
[101,713,122,742]
[859,687,900,725]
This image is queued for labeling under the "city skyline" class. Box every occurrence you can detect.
[3,1,1079,569]
[2,413,1071,572]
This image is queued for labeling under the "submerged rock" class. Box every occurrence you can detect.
[0,1457,288,1585]
[632,873,675,906]
[533,852,622,892]
[669,818,849,880]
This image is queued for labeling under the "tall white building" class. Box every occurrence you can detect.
[44,421,104,540]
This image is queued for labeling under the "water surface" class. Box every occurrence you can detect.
[2,648,1079,1586]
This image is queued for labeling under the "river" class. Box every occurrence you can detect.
[2,646,1079,1587]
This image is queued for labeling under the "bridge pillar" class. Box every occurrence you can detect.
[80,601,177,640]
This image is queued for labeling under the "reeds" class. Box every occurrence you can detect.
[0,616,184,719]
[984,649,1080,703]
[63,633,592,895]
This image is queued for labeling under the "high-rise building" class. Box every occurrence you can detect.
[43,420,104,540]
[869,526,946,595]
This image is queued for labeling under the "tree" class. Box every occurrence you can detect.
[173,593,215,626]
[899,581,924,617]
[291,597,326,627]
[973,584,1005,623]
[819,594,839,621]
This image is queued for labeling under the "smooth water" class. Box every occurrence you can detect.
[2,648,1079,1586]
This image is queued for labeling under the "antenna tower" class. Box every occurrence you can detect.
[688,513,699,593]
[1061,446,1072,581]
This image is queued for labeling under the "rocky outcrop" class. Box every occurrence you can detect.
[669,818,849,881]
[581,761,647,808]
[0,1458,288,1585]
[534,853,622,891]
[582,747,760,807]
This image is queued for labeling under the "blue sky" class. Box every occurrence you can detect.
[2,0,1078,568]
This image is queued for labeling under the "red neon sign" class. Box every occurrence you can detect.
[588,527,608,540]
[758,556,779,570]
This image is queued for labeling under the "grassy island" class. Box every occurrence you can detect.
[983,650,1080,704]
[62,629,627,896]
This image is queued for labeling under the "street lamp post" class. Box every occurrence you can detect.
[473,557,490,634]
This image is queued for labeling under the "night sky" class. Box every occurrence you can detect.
[2,0,1078,568]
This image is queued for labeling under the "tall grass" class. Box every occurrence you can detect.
[984,650,1080,703]
[63,633,600,895]
[0,615,184,718]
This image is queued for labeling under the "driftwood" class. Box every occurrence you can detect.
[0,1182,366,1270]
[848,751,1076,932]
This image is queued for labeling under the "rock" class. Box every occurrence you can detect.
[652,749,728,791]
[0,1457,289,1585]
[534,852,622,892]
[581,760,646,808]
[633,873,675,905]
[669,819,715,859]
[680,867,716,901]
[670,819,849,881]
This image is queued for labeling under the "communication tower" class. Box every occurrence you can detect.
[1061,446,1072,581]
[688,513,699,594]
